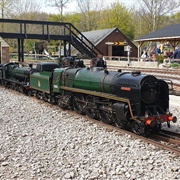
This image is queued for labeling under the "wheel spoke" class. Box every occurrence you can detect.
[86,106,98,119]
[114,117,125,129]
[73,94,85,114]
[131,121,144,135]
[99,109,113,125]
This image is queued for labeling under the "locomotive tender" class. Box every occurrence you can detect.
[0,62,177,135]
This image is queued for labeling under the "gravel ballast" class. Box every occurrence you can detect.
[0,87,180,179]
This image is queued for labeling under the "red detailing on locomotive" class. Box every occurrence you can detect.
[144,114,177,126]
[121,87,131,91]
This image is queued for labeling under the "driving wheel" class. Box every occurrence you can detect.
[73,94,85,114]
[131,121,144,135]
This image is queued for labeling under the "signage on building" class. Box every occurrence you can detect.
[114,42,124,46]
[105,42,114,45]
[105,41,126,46]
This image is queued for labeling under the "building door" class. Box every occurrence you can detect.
[112,46,126,56]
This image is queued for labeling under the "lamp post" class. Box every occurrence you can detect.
[124,45,132,66]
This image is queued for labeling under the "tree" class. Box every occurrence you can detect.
[10,0,42,19]
[63,12,81,27]
[137,0,180,33]
[0,0,12,32]
[46,0,72,21]
[0,0,12,18]
[170,12,180,24]
[76,0,105,31]
[98,2,135,40]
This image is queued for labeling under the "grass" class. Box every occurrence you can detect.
[170,63,180,68]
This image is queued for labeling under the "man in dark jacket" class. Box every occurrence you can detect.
[170,47,180,59]
[96,55,107,69]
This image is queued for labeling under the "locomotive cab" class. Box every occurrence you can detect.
[36,62,60,72]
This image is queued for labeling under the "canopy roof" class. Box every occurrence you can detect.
[134,24,180,58]
[135,24,180,42]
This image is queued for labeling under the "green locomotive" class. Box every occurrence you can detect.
[1,62,177,135]
[1,62,59,94]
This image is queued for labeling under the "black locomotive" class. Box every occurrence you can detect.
[0,61,177,135]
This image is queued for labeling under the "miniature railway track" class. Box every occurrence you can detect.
[149,130,180,155]
[65,109,180,155]
[1,86,180,155]
[11,87,180,155]
[160,129,180,139]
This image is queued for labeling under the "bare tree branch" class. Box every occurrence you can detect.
[76,0,105,31]
[11,0,41,15]
[46,0,72,21]
[138,0,180,32]
[0,0,12,18]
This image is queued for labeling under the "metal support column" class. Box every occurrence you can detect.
[18,38,24,62]
[68,42,71,56]
[18,39,21,62]
[21,39,24,62]
[64,40,67,57]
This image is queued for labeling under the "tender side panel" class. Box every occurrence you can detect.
[30,72,51,93]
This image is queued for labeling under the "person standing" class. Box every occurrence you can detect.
[170,47,180,59]
[155,45,161,55]
[96,54,107,69]
[166,50,173,58]
[90,58,98,67]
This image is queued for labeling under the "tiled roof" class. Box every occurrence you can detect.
[82,28,117,45]
[135,24,180,41]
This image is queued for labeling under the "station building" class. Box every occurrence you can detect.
[79,27,138,58]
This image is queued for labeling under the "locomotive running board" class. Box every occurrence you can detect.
[60,86,137,120]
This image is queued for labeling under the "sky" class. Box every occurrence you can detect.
[39,0,137,14]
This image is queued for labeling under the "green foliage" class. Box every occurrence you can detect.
[97,2,135,40]
[156,55,164,64]
[48,14,61,22]
[47,2,135,39]
[78,10,100,31]
[6,1,180,54]
[171,12,180,24]
[63,13,82,29]
[24,40,35,53]
[170,63,180,68]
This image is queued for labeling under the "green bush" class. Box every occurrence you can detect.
[156,55,164,64]
[170,63,180,68]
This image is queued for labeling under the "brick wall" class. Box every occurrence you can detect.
[1,47,9,64]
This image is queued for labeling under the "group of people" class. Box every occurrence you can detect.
[58,54,107,69]
[141,45,180,61]
[58,56,86,68]
[141,45,163,60]
[155,45,180,59]
[90,54,107,69]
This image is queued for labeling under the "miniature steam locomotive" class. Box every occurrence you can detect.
[0,62,177,135]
